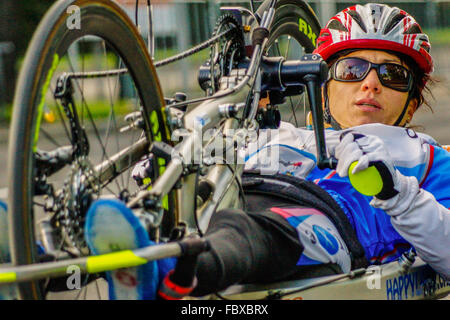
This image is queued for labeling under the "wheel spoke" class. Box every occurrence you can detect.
[100,40,124,193]
[65,49,123,195]
[126,89,141,192]
[270,36,300,127]
[94,279,103,300]
[40,128,62,148]
[284,35,291,59]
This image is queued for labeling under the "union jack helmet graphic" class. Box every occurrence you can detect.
[313,3,433,74]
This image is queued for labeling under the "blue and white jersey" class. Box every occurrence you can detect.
[245,122,450,277]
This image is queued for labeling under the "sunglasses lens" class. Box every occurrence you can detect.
[334,58,411,92]
[379,64,411,91]
[335,58,369,81]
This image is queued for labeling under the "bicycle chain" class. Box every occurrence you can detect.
[65,27,236,80]
[155,14,245,71]
[154,28,235,68]
[206,13,245,95]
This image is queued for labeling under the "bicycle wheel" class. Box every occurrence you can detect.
[8,0,173,299]
[257,0,321,127]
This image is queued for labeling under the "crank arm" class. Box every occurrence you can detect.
[35,145,74,177]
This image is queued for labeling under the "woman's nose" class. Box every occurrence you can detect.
[361,68,382,93]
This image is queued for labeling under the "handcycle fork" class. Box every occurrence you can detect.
[54,74,90,158]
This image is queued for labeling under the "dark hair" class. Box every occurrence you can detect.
[326,49,436,112]
[396,52,435,113]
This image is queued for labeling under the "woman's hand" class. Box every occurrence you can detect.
[333,131,401,200]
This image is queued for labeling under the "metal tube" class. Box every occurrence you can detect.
[147,0,154,59]
[247,68,261,121]
[198,164,243,232]
[0,243,183,284]
[94,137,149,185]
[144,157,184,198]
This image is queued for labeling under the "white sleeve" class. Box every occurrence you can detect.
[370,174,450,280]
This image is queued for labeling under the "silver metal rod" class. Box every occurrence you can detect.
[248,68,262,121]
[127,157,184,208]
[149,157,184,197]
[94,137,149,185]
[0,243,182,284]
[147,0,154,59]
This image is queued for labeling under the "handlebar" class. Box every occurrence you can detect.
[258,53,337,169]
[260,54,328,91]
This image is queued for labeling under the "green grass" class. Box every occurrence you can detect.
[153,47,210,66]
[57,53,119,71]
[47,99,135,121]
[424,28,450,45]
[0,103,12,124]
[1,99,135,125]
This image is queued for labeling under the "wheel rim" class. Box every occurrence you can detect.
[263,3,321,128]
[9,1,168,300]
[267,33,309,127]
[34,36,151,300]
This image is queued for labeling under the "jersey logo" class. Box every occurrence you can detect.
[313,225,339,255]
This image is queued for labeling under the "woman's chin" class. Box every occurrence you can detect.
[337,117,380,129]
[350,116,385,127]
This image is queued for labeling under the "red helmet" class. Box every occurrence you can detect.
[313,3,433,74]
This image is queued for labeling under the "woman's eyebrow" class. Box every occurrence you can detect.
[349,56,401,64]
[383,59,402,63]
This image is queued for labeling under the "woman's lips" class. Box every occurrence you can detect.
[355,98,383,111]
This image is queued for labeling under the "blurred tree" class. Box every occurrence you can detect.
[2,0,55,58]
[0,0,54,107]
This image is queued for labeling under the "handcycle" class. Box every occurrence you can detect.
[2,0,449,300]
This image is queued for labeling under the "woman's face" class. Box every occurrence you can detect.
[327,50,417,129]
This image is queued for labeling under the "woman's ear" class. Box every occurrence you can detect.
[406,98,418,123]
[322,81,332,123]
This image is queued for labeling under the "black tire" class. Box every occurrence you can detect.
[8,0,172,299]
[256,0,322,127]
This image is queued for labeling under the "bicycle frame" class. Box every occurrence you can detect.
[127,1,279,234]
[214,256,450,300]
[126,0,333,235]
[0,0,277,284]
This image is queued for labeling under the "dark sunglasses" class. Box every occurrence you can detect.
[330,57,413,92]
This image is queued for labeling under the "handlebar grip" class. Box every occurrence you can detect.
[348,161,384,196]
[280,55,328,87]
[178,237,210,257]
[259,54,329,92]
